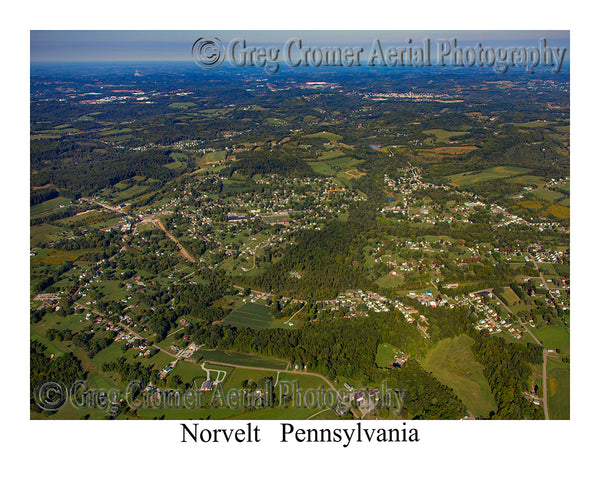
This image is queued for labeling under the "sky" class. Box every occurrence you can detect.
[30,30,570,63]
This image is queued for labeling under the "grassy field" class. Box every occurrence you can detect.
[30,224,65,247]
[31,248,100,266]
[423,129,469,144]
[375,343,400,368]
[447,166,529,187]
[133,366,335,420]
[532,189,564,202]
[532,325,570,355]
[512,120,555,128]
[319,150,346,160]
[375,272,404,289]
[502,286,522,306]
[223,302,274,329]
[305,131,342,142]
[193,348,287,370]
[422,334,496,418]
[31,196,71,216]
[506,175,547,187]
[169,102,195,109]
[433,145,478,155]
[309,156,360,176]
[547,204,570,220]
[171,361,234,385]
[547,357,570,419]
[201,150,227,165]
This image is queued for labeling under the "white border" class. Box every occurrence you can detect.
[5,1,597,477]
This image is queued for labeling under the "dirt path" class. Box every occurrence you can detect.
[153,219,196,263]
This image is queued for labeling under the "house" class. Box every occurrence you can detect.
[201,380,214,391]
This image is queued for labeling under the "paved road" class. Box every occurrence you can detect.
[527,250,549,290]
[492,293,542,347]
[197,359,357,417]
[74,304,354,417]
[82,197,126,215]
[491,292,549,419]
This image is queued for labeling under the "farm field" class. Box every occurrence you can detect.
[547,204,570,220]
[532,189,564,202]
[531,325,570,355]
[308,156,361,176]
[433,145,478,155]
[423,129,469,143]
[305,131,342,142]
[447,166,529,187]
[30,224,65,247]
[201,150,227,165]
[501,286,522,306]
[223,302,274,329]
[422,334,496,418]
[31,196,72,216]
[193,348,288,370]
[547,357,570,420]
[169,102,195,109]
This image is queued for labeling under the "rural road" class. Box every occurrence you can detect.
[542,349,549,420]
[491,292,549,419]
[492,293,542,347]
[153,219,196,263]
[195,359,357,417]
[75,300,353,417]
[528,250,550,290]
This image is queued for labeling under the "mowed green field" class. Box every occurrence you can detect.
[506,175,547,187]
[532,189,564,202]
[422,334,496,418]
[502,286,522,306]
[30,223,64,247]
[447,166,529,187]
[423,129,469,144]
[223,302,274,329]
[132,366,335,420]
[533,325,570,355]
[305,131,342,142]
[194,348,287,370]
[30,196,71,216]
[547,358,570,419]
[375,343,400,368]
[309,156,361,176]
[375,272,404,289]
[203,150,226,163]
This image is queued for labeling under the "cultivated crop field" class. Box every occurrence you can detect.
[423,129,469,144]
[309,156,361,176]
[433,145,478,155]
[223,302,274,329]
[193,347,288,370]
[447,166,529,187]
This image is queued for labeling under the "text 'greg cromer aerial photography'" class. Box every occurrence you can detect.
[30,31,570,421]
